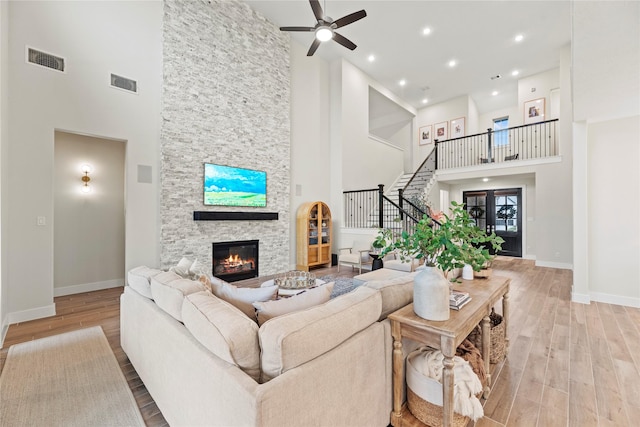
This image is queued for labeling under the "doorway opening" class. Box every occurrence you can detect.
[463,188,522,257]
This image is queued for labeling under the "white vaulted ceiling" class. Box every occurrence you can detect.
[243,0,571,113]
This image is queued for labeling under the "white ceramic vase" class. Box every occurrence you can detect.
[413,266,450,321]
[462,264,474,280]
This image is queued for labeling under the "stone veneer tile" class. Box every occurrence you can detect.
[161,0,290,276]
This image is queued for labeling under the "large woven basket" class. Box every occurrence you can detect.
[406,347,486,427]
[467,308,506,364]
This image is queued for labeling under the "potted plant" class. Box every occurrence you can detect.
[376,201,504,280]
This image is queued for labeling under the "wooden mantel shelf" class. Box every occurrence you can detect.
[193,211,279,221]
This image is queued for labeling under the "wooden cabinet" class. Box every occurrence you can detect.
[296,201,332,271]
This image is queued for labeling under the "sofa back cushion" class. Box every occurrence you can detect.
[364,271,418,320]
[258,286,382,382]
[182,291,261,382]
[128,266,163,299]
[151,272,205,321]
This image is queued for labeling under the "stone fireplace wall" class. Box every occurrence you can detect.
[160,0,290,275]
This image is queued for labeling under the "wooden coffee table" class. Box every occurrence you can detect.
[388,275,510,427]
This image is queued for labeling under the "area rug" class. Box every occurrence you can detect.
[320,275,363,298]
[0,326,144,427]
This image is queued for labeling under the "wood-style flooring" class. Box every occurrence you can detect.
[1,259,639,426]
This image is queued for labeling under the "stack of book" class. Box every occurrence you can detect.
[450,290,471,310]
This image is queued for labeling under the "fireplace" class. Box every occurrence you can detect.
[212,240,259,282]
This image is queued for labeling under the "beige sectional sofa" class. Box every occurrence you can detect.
[121,267,417,427]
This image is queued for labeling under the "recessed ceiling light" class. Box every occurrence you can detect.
[515,34,524,42]
[399,79,406,86]
[511,70,519,76]
[368,54,375,62]
[422,27,432,35]
[492,91,499,96]
[482,178,489,182]
[448,60,456,68]
[422,99,428,104]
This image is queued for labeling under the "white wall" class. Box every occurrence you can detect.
[0,0,8,344]
[573,1,640,122]
[587,116,640,306]
[289,40,331,268]
[53,132,125,296]
[4,1,162,323]
[517,68,560,126]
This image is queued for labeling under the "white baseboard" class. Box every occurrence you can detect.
[523,254,536,261]
[7,303,56,325]
[571,292,591,305]
[54,278,124,297]
[1,315,9,349]
[590,291,640,308]
[535,260,573,270]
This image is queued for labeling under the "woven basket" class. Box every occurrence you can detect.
[406,347,486,427]
[467,308,506,364]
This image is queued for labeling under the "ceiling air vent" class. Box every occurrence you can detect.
[27,47,65,72]
[110,74,138,94]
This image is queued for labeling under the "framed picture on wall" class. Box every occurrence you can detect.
[450,117,466,138]
[419,125,432,145]
[434,121,448,141]
[524,98,545,125]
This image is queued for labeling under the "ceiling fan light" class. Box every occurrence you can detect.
[315,26,333,42]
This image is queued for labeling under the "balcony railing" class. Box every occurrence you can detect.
[436,119,559,169]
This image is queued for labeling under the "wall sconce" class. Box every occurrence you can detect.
[81,164,92,193]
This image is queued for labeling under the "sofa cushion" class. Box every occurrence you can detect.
[258,286,382,382]
[364,271,419,320]
[252,282,335,326]
[182,291,261,382]
[210,278,278,319]
[151,274,205,322]
[127,266,163,299]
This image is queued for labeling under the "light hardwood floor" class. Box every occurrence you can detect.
[1,259,638,426]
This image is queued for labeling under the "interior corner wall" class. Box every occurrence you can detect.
[5,1,162,323]
[160,0,290,275]
[339,60,412,193]
[289,39,331,268]
[517,68,560,127]
[0,0,8,343]
[587,115,640,306]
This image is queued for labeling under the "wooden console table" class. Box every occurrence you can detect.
[389,276,510,427]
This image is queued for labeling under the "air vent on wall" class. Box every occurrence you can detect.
[27,47,65,72]
[110,73,138,94]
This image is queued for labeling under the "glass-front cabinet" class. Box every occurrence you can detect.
[296,201,332,271]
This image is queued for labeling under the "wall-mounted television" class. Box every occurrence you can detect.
[204,163,267,207]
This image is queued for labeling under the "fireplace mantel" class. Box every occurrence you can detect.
[193,211,278,221]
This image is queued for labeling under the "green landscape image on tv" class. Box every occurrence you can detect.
[204,163,267,207]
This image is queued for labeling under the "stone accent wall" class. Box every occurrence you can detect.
[161,0,290,275]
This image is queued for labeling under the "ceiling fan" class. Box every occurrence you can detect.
[279,0,367,56]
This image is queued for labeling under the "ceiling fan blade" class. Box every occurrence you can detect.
[307,38,321,56]
[280,26,315,32]
[333,10,367,28]
[333,32,357,50]
[309,0,324,21]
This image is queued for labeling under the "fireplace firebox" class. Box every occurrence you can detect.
[212,240,259,282]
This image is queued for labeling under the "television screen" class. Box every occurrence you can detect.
[204,163,267,207]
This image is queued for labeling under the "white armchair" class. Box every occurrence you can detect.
[337,240,373,274]
[383,251,421,272]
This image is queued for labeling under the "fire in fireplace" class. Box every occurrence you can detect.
[212,240,259,282]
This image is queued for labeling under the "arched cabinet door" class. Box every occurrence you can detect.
[296,201,332,271]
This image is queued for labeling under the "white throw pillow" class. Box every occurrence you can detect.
[170,257,194,278]
[253,282,335,326]
[210,278,278,320]
[189,258,208,279]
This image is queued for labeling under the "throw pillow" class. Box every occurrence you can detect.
[252,282,335,326]
[189,258,208,280]
[170,257,194,278]
[210,279,278,319]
